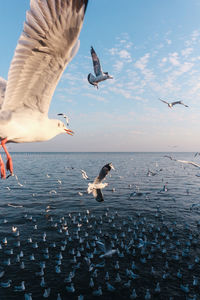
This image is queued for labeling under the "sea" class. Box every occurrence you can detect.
[0,152,200,300]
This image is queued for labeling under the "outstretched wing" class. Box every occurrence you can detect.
[92,188,104,202]
[3,0,88,115]
[176,160,200,168]
[91,46,102,77]
[171,101,182,106]
[0,77,7,110]
[159,98,169,105]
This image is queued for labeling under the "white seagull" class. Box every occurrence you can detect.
[0,0,88,179]
[159,98,189,108]
[87,162,114,202]
[88,46,113,89]
[164,155,200,168]
[57,113,70,126]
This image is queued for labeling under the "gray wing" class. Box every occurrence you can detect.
[91,46,102,77]
[92,188,104,202]
[3,0,88,115]
[94,165,110,184]
[0,77,7,110]
[159,98,169,105]
[171,101,182,106]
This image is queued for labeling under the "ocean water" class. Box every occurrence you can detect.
[0,152,200,299]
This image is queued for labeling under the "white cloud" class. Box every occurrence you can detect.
[119,49,132,61]
[181,47,193,57]
[168,52,180,66]
[134,53,150,71]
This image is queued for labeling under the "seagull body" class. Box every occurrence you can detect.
[0,0,88,178]
[87,163,114,202]
[88,46,113,89]
[159,98,189,108]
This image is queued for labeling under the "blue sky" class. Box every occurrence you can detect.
[1,0,200,151]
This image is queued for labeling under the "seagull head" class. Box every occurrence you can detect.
[106,162,115,171]
[104,72,113,79]
[57,120,74,136]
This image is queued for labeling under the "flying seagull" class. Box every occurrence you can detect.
[164,156,200,168]
[88,46,113,89]
[159,98,189,108]
[57,113,70,126]
[0,0,88,179]
[87,163,115,202]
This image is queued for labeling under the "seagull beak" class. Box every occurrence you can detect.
[64,128,74,136]
[110,163,115,170]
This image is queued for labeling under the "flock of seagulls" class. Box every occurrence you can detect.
[1,205,200,299]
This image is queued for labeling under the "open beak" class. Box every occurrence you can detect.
[64,128,74,136]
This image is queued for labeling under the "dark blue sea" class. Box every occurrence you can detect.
[0,152,200,300]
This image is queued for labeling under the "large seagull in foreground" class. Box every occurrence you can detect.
[0,0,88,179]
[88,46,113,89]
[159,98,189,108]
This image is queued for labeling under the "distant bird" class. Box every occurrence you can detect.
[159,98,189,108]
[81,169,89,180]
[164,155,175,160]
[0,0,88,179]
[96,236,117,258]
[194,152,200,158]
[87,163,115,202]
[176,160,200,169]
[57,113,70,126]
[88,46,113,89]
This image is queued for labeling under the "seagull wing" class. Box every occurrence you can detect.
[171,101,182,106]
[2,0,88,115]
[159,98,169,105]
[176,160,200,168]
[94,165,110,184]
[96,241,106,252]
[0,77,7,110]
[93,188,104,202]
[90,46,102,77]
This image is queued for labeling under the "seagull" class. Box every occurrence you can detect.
[0,0,88,179]
[176,160,200,168]
[194,152,200,157]
[96,235,117,258]
[57,113,69,126]
[87,163,115,202]
[88,46,113,89]
[159,98,189,108]
[81,169,89,180]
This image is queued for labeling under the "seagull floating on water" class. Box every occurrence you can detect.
[159,98,189,108]
[88,46,113,89]
[87,163,115,202]
[0,0,88,179]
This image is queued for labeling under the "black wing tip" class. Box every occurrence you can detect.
[91,46,95,53]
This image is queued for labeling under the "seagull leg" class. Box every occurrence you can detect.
[1,139,13,176]
[0,153,6,179]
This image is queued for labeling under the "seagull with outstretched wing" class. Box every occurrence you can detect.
[0,0,88,179]
[88,46,113,89]
[159,98,189,108]
[87,163,114,202]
